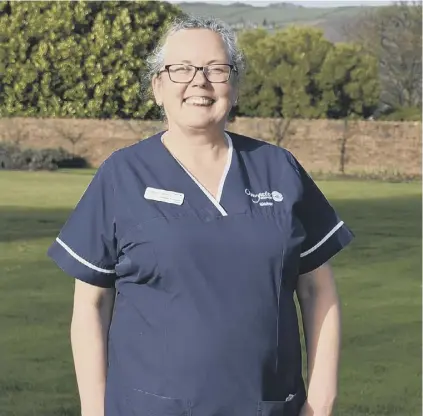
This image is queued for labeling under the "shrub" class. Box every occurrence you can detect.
[0,2,181,119]
[0,142,87,171]
[378,106,422,121]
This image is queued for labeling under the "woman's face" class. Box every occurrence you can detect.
[152,29,238,133]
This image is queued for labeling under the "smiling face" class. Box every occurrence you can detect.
[152,28,238,134]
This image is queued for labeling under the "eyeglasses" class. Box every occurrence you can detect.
[158,64,237,84]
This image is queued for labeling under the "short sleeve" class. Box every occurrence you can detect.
[291,156,354,275]
[47,159,117,288]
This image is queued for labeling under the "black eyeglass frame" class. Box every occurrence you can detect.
[158,64,238,84]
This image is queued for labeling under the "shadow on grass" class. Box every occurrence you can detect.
[1,193,421,262]
[0,207,71,243]
[0,196,421,416]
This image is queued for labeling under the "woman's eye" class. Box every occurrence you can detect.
[173,66,191,73]
[209,66,228,74]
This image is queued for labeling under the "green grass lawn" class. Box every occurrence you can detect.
[0,170,421,416]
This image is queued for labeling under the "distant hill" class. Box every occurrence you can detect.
[175,2,379,42]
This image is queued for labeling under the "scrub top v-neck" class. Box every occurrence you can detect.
[48,131,354,416]
[158,132,251,219]
[160,132,234,217]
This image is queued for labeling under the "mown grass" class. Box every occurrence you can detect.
[0,170,421,415]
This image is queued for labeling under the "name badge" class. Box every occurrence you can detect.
[144,187,184,205]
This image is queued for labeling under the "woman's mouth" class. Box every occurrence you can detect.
[183,97,215,106]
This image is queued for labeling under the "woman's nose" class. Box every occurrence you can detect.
[191,68,208,86]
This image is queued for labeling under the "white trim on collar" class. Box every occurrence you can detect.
[160,132,233,217]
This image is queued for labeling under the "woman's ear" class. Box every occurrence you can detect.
[231,79,239,106]
[232,89,239,106]
[151,74,163,106]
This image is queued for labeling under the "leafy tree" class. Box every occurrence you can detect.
[237,26,380,119]
[318,43,380,119]
[236,28,272,116]
[0,1,181,118]
[271,26,332,119]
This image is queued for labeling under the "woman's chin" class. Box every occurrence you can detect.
[181,115,219,130]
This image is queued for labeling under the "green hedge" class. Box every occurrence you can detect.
[0,2,419,121]
[0,1,181,119]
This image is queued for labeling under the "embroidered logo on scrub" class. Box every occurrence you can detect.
[245,189,283,206]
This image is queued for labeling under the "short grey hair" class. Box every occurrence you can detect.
[145,15,246,83]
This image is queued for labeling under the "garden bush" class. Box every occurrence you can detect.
[378,106,422,121]
[0,142,87,171]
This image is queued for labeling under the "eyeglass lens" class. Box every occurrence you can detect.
[167,64,231,83]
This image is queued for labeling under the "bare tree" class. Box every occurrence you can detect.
[123,119,144,136]
[269,117,292,147]
[344,1,422,109]
[0,118,29,145]
[54,123,87,155]
[122,119,163,140]
[339,118,350,174]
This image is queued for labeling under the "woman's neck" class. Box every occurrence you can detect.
[162,125,228,162]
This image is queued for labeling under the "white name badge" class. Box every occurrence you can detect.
[144,187,185,205]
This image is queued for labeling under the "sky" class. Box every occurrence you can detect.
[170,0,395,7]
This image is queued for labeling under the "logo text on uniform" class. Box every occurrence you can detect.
[245,189,283,206]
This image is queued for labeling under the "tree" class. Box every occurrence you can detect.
[0,1,181,119]
[271,26,333,119]
[237,26,333,118]
[344,1,422,109]
[0,118,29,145]
[236,28,272,116]
[236,26,380,119]
[54,123,88,155]
[317,43,380,119]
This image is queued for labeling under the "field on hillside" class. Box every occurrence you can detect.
[176,2,374,42]
[177,2,364,25]
[0,170,421,416]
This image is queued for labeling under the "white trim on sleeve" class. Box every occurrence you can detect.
[56,237,116,274]
[300,221,344,258]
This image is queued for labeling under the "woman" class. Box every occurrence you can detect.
[48,15,353,416]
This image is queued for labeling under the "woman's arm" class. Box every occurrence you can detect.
[296,262,341,416]
[70,279,116,416]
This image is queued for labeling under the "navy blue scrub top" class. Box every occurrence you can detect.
[48,131,353,416]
